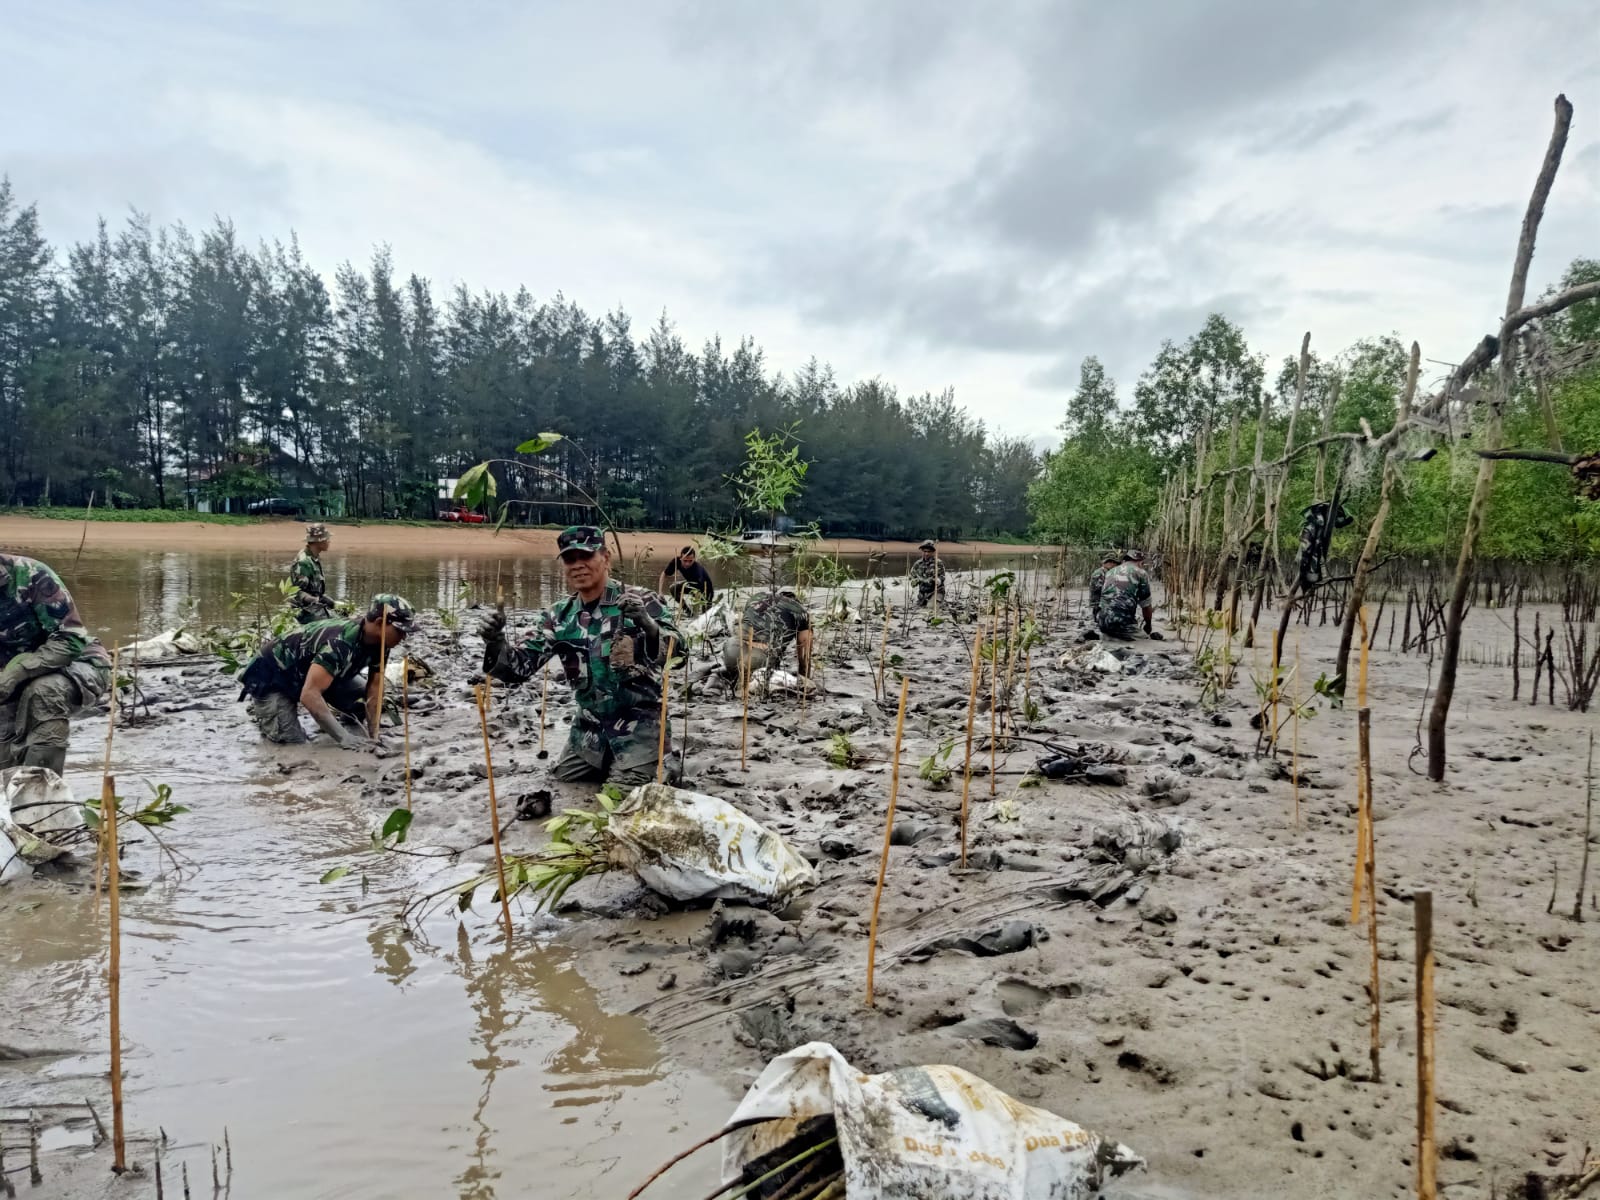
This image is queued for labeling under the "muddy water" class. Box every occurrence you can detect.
[61,546,1034,646]
[0,658,732,1198]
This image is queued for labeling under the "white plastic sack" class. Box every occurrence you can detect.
[1057,645,1123,675]
[684,595,733,642]
[723,1042,1142,1200]
[1,768,84,883]
[119,628,204,662]
[610,783,816,904]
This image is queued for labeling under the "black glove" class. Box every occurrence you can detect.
[479,605,506,671]
[619,593,660,639]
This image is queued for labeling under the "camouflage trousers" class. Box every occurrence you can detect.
[720,637,783,679]
[0,662,110,776]
[1095,612,1139,641]
[250,677,367,744]
[553,710,670,788]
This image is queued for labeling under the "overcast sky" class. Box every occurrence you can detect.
[5,1,1596,448]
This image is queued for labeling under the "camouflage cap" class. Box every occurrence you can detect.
[367,593,416,631]
[306,523,330,543]
[1124,549,1145,563]
[557,525,606,556]
[918,539,936,551]
[1101,550,1120,564]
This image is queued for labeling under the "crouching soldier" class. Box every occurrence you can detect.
[479,525,679,788]
[0,554,112,776]
[722,590,813,682]
[238,594,413,748]
[1095,551,1155,641]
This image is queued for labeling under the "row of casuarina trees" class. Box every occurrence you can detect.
[1151,94,1600,783]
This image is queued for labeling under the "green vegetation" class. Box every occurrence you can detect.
[1028,265,1600,560]
[0,179,1034,538]
[6,505,261,525]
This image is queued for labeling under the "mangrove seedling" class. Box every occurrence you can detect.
[918,739,955,788]
[826,732,860,769]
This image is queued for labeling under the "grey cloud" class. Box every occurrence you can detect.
[1243,101,1372,155]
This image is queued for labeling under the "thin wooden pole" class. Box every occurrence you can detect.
[95,645,122,912]
[865,674,910,1008]
[958,631,982,869]
[1291,636,1301,827]
[656,636,676,784]
[400,656,413,811]
[538,665,548,753]
[473,684,515,944]
[876,605,892,703]
[740,629,753,772]
[375,608,389,736]
[1414,890,1437,1200]
[105,771,126,1172]
[988,607,999,799]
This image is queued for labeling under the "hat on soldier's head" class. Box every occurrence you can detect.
[918,539,936,551]
[557,525,606,557]
[1101,550,1119,564]
[1125,549,1145,563]
[367,593,416,632]
[306,523,330,543]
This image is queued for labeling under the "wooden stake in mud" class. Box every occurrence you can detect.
[740,630,753,772]
[1414,890,1437,1200]
[865,673,911,1008]
[1352,608,1381,1083]
[988,608,999,799]
[401,656,413,811]
[1291,637,1302,827]
[538,664,549,754]
[105,770,127,1171]
[374,608,390,737]
[877,605,892,703]
[473,684,515,944]
[95,645,122,911]
[958,631,983,869]
[655,637,676,784]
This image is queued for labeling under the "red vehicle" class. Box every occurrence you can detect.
[437,503,488,524]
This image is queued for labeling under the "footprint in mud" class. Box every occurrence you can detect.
[997,977,1084,1017]
[904,921,1044,962]
[890,822,938,847]
[947,1016,1039,1051]
[1116,1049,1179,1086]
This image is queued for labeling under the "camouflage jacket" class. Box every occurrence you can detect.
[1097,563,1152,627]
[740,592,810,650]
[259,618,375,693]
[287,550,330,615]
[910,556,946,596]
[496,581,678,723]
[0,554,112,676]
[1088,565,1109,611]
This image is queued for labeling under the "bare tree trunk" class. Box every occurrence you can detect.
[1242,380,1272,648]
[1429,94,1574,782]
[1336,343,1420,684]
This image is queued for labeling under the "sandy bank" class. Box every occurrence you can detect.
[0,515,1036,559]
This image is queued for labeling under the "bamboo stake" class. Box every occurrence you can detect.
[988,607,999,799]
[958,628,982,869]
[473,684,515,944]
[400,656,413,811]
[375,608,389,737]
[876,606,892,704]
[1291,637,1301,826]
[1414,890,1437,1200]
[105,770,126,1171]
[656,637,676,784]
[538,665,548,753]
[95,645,122,911]
[740,630,753,772]
[865,674,910,1007]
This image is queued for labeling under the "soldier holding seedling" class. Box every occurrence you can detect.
[479,525,680,787]
[0,554,112,776]
[237,593,414,747]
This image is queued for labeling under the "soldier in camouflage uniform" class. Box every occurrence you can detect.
[288,524,335,623]
[238,593,414,747]
[910,539,946,607]
[1087,551,1119,613]
[1294,501,1352,592]
[722,590,813,680]
[1095,550,1155,640]
[0,554,112,776]
[479,526,679,787]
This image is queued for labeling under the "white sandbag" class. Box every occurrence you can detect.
[383,654,431,689]
[119,628,204,662]
[610,783,816,904]
[0,768,84,883]
[1057,644,1123,674]
[684,595,732,642]
[723,1041,1142,1200]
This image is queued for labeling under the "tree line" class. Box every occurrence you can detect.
[1029,263,1600,562]
[0,179,1038,538]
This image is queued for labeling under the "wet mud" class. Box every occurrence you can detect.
[3,566,1597,1198]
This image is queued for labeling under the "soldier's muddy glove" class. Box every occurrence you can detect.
[619,593,658,636]
[478,605,506,672]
